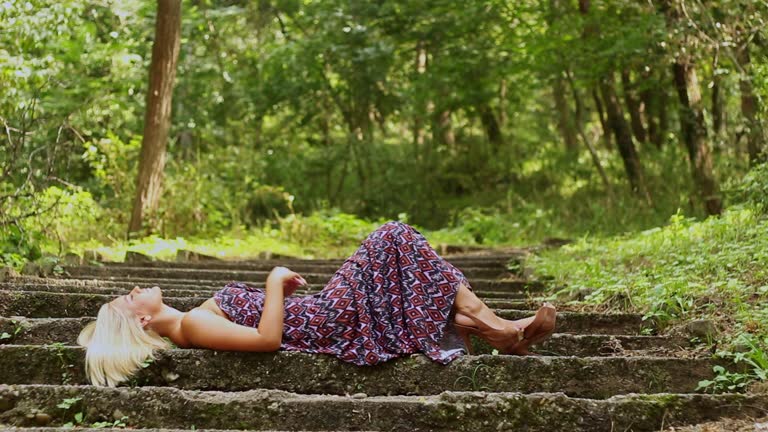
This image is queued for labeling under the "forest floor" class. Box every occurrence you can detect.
[531,205,768,394]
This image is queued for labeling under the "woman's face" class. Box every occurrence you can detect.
[110,286,163,325]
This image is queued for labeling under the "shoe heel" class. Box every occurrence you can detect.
[454,325,475,355]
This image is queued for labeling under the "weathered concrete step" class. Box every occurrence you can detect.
[0,345,718,398]
[477,333,690,357]
[0,291,649,334]
[0,426,300,432]
[0,318,681,357]
[61,274,546,293]
[0,289,531,312]
[0,429,300,432]
[0,429,308,432]
[65,266,335,284]
[113,253,525,268]
[101,261,516,279]
[8,279,534,299]
[2,384,764,431]
[0,283,530,303]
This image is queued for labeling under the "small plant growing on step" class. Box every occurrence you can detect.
[697,365,751,393]
[56,397,82,410]
[63,411,85,428]
[698,333,768,393]
[453,364,490,391]
[0,319,24,341]
[57,397,84,428]
[46,342,75,384]
[91,416,128,428]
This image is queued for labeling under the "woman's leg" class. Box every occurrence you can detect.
[452,283,555,354]
[453,283,530,329]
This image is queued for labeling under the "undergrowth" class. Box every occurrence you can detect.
[64,210,481,263]
[531,205,768,393]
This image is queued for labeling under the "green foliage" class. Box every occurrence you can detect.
[698,333,768,393]
[453,363,490,391]
[245,184,295,225]
[91,417,128,429]
[57,396,85,428]
[277,210,388,248]
[56,397,82,410]
[533,200,768,390]
[24,186,104,248]
[0,225,42,269]
[726,163,768,211]
[1,1,767,284]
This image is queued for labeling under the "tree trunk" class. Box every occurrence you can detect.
[736,44,765,165]
[498,79,508,129]
[658,80,669,146]
[711,71,726,141]
[432,109,455,153]
[672,61,723,215]
[478,103,503,155]
[639,69,662,149]
[621,69,647,144]
[128,0,182,236]
[553,73,578,152]
[412,41,428,160]
[600,73,652,203]
[566,70,613,195]
[592,88,611,149]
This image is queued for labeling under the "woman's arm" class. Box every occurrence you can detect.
[254,270,285,349]
[180,267,304,352]
[180,308,281,351]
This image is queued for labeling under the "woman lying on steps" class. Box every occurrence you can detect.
[78,221,557,387]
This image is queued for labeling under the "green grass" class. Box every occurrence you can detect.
[68,210,482,263]
[531,205,768,392]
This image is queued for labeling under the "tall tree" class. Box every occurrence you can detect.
[600,73,652,202]
[671,60,722,215]
[621,69,648,144]
[663,1,723,215]
[736,42,765,165]
[579,0,651,202]
[554,72,579,152]
[711,57,727,140]
[548,0,578,153]
[128,0,182,235]
[639,68,665,148]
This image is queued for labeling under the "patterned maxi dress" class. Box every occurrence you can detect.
[214,221,471,365]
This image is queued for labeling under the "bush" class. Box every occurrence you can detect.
[727,162,768,211]
[276,209,387,247]
[23,186,105,248]
[244,184,295,225]
[0,225,42,268]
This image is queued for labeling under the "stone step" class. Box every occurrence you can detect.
[0,282,531,303]
[0,318,684,357]
[0,287,532,313]
[0,346,718,398]
[7,279,532,299]
[2,384,764,431]
[112,252,525,268]
[101,261,518,279]
[60,274,546,293]
[0,429,306,432]
[0,291,649,334]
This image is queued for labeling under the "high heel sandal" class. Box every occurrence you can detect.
[454,303,556,355]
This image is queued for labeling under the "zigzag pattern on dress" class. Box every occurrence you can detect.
[214,221,472,365]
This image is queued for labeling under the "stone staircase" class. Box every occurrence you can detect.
[0,252,765,431]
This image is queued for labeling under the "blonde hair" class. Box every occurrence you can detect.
[77,303,171,387]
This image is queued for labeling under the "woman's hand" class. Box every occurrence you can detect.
[268,266,307,296]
